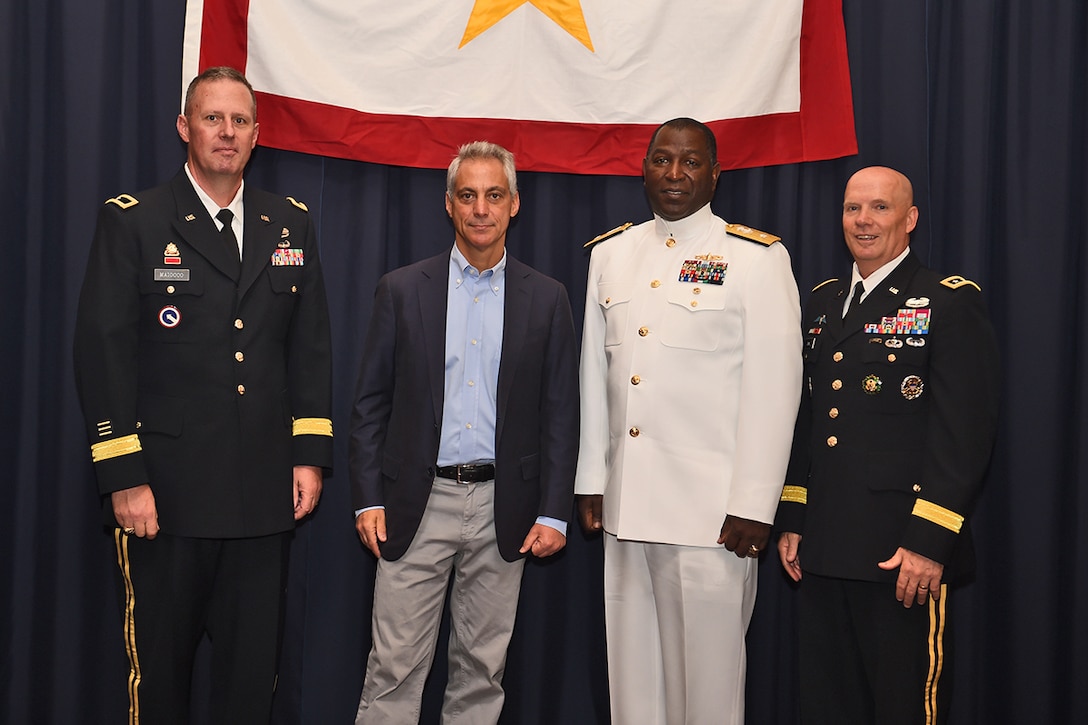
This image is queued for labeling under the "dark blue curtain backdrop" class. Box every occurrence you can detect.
[3,1,1086,723]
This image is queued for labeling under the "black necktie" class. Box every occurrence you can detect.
[216,208,241,277]
[844,280,865,318]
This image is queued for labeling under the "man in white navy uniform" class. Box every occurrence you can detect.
[575,117,802,724]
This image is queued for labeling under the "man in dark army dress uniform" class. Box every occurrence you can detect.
[73,66,332,724]
[776,166,999,725]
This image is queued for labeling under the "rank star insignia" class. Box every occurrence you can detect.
[862,374,882,394]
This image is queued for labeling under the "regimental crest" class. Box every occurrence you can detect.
[163,242,181,266]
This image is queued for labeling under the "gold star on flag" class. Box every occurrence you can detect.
[459,0,594,51]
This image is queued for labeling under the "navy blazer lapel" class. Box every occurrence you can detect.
[418,254,450,429]
[496,256,531,447]
[168,172,240,281]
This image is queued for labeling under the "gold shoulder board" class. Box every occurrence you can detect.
[725,222,780,246]
[105,193,139,210]
[940,275,981,291]
[812,278,839,292]
[287,196,309,212]
[583,222,633,249]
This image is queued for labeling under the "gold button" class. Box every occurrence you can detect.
[234,318,244,329]
[291,285,298,293]
[631,375,641,385]
[237,385,246,395]
[638,327,649,337]
[693,287,701,295]
[166,285,175,294]
[690,300,698,308]
[650,280,661,289]
[831,379,843,391]
[826,436,838,447]
[135,421,142,429]
[235,351,244,362]
[833,352,844,362]
[665,239,676,248]
[888,353,897,362]
[828,407,839,419]
[629,427,640,437]
[912,484,922,493]
[605,297,612,304]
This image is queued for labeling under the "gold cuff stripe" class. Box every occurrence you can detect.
[293,417,333,437]
[911,499,964,533]
[91,434,142,463]
[780,485,808,504]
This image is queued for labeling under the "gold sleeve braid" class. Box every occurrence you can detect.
[292,418,333,437]
[780,485,808,504]
[90,434,142,462]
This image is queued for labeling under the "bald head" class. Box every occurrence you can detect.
[842,166,919,277]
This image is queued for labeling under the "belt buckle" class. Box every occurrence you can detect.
[456,465,464,484]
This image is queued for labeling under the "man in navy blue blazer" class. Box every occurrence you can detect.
[350,141,579,724]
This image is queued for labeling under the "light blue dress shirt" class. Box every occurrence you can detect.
[359,245,565,535]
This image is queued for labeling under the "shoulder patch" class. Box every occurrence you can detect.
[105,193,139,210]
[812,278,839,292]
[583,222,633,250]
[940,275,981,291]
[286,196,309,212]
[725,222,780,246]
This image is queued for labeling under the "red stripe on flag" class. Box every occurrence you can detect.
[198,0,251,74]
[195,0,855,175]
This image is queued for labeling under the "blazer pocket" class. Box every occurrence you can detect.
[519,453,540,481]
[380,453,401,482]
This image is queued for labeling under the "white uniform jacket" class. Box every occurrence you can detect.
[575,204,802,547]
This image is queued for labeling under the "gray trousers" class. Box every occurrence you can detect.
[356,477,525,725]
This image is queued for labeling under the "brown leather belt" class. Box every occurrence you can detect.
[434,463,496,483]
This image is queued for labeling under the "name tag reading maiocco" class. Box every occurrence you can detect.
[154,268,191,282]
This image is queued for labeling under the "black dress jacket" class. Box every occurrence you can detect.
[74,170,333,538]
[776,252,999,583]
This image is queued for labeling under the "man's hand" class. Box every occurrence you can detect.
[576,494,603,534]
[718,514,771,559]
[777,532,803,582]
[520,523,566,558]
[293,465,323,520]
[112,484,159,539]
[356,509,387,559]
[878,547,944,608]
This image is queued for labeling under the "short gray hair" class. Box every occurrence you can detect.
[183,66,256,119]
[446,141,518,197]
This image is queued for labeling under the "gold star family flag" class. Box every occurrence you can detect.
[183,0,855,175]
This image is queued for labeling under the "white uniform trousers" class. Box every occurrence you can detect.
[604,534,757,725]
[356,477,525,725]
